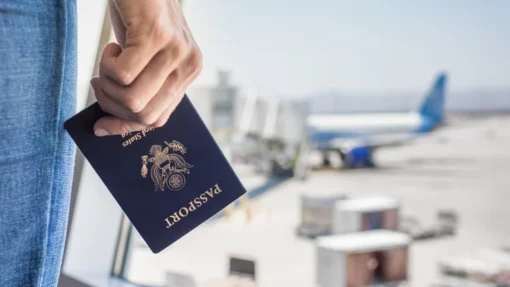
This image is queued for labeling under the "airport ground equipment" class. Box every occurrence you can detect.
[332,196,399,235]
[316,230,410,287]
[228,256,256,280]
[198,256,257,287]
[199,276,256,287]
[166,271,196,287]
[438,248,510,286]
[429,277,499,287]
[297,191,348,238]
[399,210,457,240]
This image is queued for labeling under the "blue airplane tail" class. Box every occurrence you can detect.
[419,73,447,125]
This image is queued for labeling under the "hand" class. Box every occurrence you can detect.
[90,0,202,136]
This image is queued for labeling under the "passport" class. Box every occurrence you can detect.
[64,95,246,253]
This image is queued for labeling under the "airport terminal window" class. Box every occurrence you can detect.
[64,1,510,286]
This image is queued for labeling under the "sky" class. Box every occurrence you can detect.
[183,0,510,98]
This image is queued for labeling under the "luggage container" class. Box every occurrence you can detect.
[332,196,399,234]
[316,230,410,287]
[297,191,348,238]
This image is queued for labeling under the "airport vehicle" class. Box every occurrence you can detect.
[307,73,448,168]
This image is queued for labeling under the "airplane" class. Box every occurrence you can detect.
[307,73,448,169]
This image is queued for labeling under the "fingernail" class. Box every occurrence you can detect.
[94,129,110,137]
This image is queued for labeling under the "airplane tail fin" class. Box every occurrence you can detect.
[419,73,447,125]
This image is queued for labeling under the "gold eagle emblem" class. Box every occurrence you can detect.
[140,140,193,191]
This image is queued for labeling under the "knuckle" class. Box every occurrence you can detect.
[100,43,119,62]
[136,112,159,126]
[149,20,171,42]
[137,116,153,126]
[123,97,145,114]
[154,26,172,44]
[115,69,134,86]
[152,117,168,128]
[188,48,203,74]
[173,41,187,58]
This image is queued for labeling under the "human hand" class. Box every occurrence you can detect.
[90,0,202,136]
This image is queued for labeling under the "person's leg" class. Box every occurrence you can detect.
[0,0,76,286]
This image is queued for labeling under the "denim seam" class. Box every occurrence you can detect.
[39,0,69,285]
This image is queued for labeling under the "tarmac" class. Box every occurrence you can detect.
[126,115,510,287]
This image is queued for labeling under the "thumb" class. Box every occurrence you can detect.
[93,116,147,137]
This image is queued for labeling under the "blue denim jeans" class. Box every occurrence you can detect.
[0,0,76,286]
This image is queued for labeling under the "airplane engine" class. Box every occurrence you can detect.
[344,146,374,168]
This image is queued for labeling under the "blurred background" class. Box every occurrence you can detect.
[61,1,510,287]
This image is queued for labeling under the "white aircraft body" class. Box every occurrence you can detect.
[307,73,447,168]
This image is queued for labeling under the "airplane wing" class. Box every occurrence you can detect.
[328,133,420,152]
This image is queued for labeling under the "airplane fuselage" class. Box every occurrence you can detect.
[306,73,447,168]
[308,112,435,142]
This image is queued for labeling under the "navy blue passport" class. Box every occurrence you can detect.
[64,95,246,253]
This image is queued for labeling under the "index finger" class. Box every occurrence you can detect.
[100,42,161,86]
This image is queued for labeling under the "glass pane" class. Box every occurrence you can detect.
[118,1,510,287]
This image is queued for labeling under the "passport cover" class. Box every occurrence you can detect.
[64,95,246,253]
